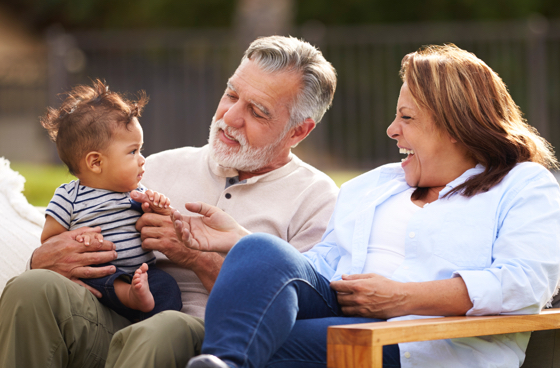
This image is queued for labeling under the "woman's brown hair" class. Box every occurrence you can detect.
[401,44,558,198]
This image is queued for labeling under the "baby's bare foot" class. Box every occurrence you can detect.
[129,263,155,313]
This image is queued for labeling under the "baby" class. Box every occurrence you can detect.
[40,80,182,322]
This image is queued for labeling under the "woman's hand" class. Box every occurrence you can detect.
[331,273,473,319]
[331,273,408,319]
[172,202,251,253]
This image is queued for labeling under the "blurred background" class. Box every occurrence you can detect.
[0,0,559,205]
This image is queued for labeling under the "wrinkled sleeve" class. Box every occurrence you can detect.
[303,212,341,280]
[454,173,560,316]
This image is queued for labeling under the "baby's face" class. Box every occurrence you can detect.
[98,118,145,192]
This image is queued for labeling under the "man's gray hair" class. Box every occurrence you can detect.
[242,36,337,128]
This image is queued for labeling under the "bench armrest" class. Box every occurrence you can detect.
[327,308,560,368]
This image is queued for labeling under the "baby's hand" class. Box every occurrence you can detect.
[142,189,173,216]
[76,232,104,246]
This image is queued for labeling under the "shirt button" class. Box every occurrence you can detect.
[225,193,232,199]
[408,232,415,238]
[404,352,411,359]
[228,178,235,185]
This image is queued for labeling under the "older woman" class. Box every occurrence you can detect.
[178,44,560,368]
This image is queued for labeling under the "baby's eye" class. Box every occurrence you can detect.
[130,149,137,154]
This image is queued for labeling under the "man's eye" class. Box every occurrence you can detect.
[226,93,237,100]
[251,108,264,119]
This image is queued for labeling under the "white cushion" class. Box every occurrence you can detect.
[0,158,43,293]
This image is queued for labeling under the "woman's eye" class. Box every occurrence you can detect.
[402,115,411,120]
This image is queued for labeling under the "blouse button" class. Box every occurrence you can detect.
[404,352,411,359]
[408,232,415,238]
[225,193,232,199]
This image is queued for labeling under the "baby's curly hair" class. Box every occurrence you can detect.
[41,79,148,175]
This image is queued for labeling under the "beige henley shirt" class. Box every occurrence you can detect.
[141,145,339,319]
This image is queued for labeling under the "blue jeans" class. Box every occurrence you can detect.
[203,233,401,368]
[81,265,182,322]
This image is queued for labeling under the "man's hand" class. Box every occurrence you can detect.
[172,202,251,253]
[136,211,203,269]
[330,273,407,319]
[131,189,174,216]
[31,226,117,298]
[136,210,227,292]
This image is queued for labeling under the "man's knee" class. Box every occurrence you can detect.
[115,310,204,345]
[1,269,70,306]
[107,311,205,368]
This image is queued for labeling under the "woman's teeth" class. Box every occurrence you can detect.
[399,148,414,162]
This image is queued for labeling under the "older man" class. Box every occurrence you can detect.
[0,36,338,368]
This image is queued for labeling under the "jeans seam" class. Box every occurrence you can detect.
[241,277,339,366]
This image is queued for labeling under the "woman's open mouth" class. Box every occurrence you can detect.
[399,148,415,164]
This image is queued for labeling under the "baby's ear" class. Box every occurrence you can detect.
[85,151,103,173]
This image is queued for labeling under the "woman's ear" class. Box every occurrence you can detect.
[85,152,103,174]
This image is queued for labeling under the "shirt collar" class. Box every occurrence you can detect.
[439,164,485,197]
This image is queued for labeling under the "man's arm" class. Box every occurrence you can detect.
[31,226,117,297]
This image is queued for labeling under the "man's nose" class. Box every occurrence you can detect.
[223,101,244,129]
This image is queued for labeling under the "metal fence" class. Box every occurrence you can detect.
[4,18,560,169]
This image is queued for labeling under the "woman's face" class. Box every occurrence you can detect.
[387,83,472,188]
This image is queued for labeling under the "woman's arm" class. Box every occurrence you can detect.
[331,273,472,319]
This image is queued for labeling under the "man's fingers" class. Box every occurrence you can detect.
[79,250,118,266]
[72,264,116,280]
[131,190,150,203]
[184,202,220,218]
[73,279,103,298]
[136,213,169,231]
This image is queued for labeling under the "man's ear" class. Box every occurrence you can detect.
[85,152,103,174]
[289,118,316,147]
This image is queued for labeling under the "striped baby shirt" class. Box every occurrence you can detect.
[45,180,155,273]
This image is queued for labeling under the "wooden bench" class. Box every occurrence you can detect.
[327,308,560,368]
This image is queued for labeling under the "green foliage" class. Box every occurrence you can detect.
[10,163,75,207]
[2,0,235,30]
[2,0,558,30]
[296,0,559,24]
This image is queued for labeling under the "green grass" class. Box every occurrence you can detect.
[10,162,363,207]
[11,163,76,207]
[325,170,363,187]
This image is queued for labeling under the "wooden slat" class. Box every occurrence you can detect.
[327,309,560,368]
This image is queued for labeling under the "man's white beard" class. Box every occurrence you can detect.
[208,117,289,173]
